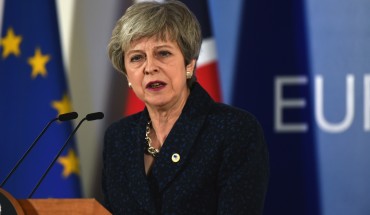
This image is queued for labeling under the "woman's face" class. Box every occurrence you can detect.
[124,36,195,110]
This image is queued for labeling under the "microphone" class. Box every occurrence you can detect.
[86,112,104,121]
[28,112,104,198]
[0,112,78,188]
[58,112,78,121]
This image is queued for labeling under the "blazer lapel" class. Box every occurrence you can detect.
[151,83,215,192]
[152,115,206,192]
[122,114,157,214]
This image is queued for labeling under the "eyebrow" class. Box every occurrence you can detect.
[154,44,174,49]
[126,44,176,55]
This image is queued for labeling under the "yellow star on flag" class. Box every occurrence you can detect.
[0,27,22,58]
[52,94,73,115]
[58,149,80,178]
[28,47,50,79]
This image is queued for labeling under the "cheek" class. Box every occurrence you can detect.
[174,67,188,84]
[124,58,140,75]
[125,63,142,78]
[126,71,143,87]
[169,74,187,92]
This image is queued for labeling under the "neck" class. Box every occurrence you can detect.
[146,89,189,144]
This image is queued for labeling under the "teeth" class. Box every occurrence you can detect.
[151,83,162,88]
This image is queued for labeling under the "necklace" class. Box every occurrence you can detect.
[145,120,160,157]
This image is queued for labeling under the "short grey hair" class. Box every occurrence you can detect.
[108,0,202,87]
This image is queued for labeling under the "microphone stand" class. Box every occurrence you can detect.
[0,112,77,188]
[28,117,87,198]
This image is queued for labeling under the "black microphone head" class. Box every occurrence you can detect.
[86,112,104,121]
[58,112,78,121]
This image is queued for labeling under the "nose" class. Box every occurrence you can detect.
[144,55,158,75]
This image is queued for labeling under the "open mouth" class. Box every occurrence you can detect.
[146,81,167,89]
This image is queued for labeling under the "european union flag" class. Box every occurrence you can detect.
[0,0,81,198]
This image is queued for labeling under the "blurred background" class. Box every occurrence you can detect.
[1,0,370,214]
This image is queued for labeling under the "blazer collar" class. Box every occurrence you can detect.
[123,82,215,211]
[123,112,156,214]
[150,82,215,191]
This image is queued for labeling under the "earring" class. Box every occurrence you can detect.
[186,71,192,79]
[128,82,132,88]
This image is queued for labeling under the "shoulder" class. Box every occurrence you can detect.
[105,112,141,133]
[103,112,144,159]
[104,112,143,143]
[209,102,262,130]
[205,103,266,152]
[188,83,263,134]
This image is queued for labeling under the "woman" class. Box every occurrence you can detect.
[103,1,269,214]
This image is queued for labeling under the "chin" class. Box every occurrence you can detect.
[145,99,169,108]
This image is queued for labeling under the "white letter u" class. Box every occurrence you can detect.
[315,74,355,133]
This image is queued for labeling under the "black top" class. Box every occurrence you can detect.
[102,82,269,214]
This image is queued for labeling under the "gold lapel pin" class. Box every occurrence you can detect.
[171,153,180,163]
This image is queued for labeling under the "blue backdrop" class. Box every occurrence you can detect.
[0,0,81,198]
[210,0,370,214]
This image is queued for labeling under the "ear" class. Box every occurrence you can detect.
[186,59,196,75]
[125,73,132,88]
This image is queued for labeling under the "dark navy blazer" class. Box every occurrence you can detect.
[102,83,269,214]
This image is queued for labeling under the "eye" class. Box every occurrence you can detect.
[158,50,171,57]
[130,54,143,62]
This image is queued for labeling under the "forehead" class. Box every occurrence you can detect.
[127,35,178,51]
